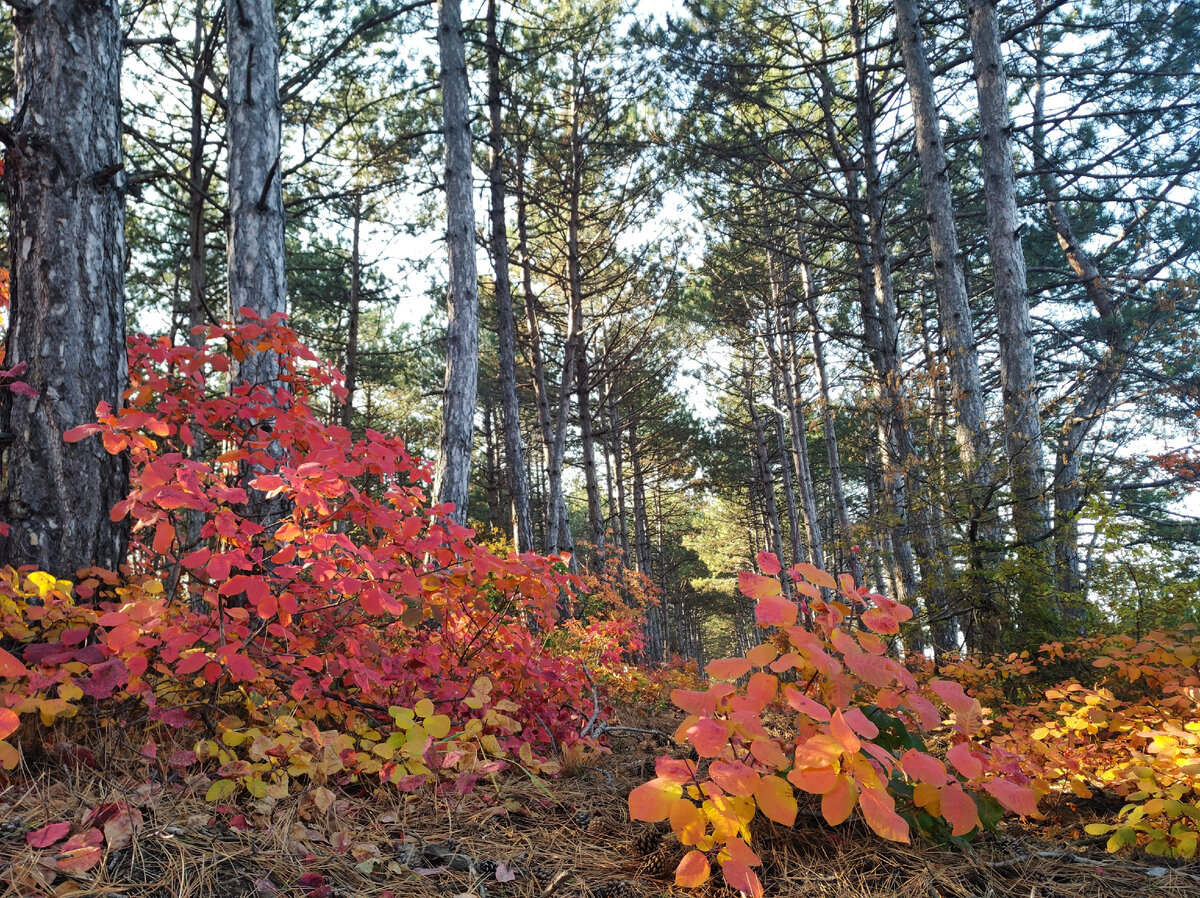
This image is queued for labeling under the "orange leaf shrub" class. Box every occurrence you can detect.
[986,630,1200,858]
[629,553,1037,896]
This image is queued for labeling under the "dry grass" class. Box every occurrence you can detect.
[2,717,1196,898]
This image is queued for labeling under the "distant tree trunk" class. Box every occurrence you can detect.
[483,399,501,528]
[779,309,825,570]
[486,0,532,552]
[796,228,861,584]
[577,348,606,558]
[341,194,362,430]
[848,1,951,654]
[894,0,1004,648]
[745,370,786,569]
[187,2,221,343]
[0,0,128,576]
[770,374,805,565]
[513,145,559,548]
[227,0,286,363]
[629,416,653,579]
[609,391,632,562]
[967,0,1052,588]
[432,0,480,524]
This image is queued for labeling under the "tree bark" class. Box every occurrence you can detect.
[227,0,286,372]
[341,193,362,430]
[967,0,1052,580]
[432,0,480,524]
[745,368,786,569]
[486,0,533,552]
[894,0,1005,648]
[0,0,129,576]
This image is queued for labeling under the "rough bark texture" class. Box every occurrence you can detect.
[0,0,129,576]
[486,0,533,552]
[629,417,653,580]
[227,0,286,366]
[432,0,480,524]
[967,0,1051,568]
[895,0,1004,648]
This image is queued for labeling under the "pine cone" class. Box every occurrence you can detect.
[632,826,664,856]
[586,814,609,837]
[592,879,637,898]
[639,847,679,879]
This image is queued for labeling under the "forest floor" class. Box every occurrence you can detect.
[2,704,1197,898]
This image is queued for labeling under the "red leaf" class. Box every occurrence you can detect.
[26,821,71,848]
[755,551,781,575]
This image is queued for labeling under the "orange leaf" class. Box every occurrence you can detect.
[745,642,778,667]
[738,571,781,600]
[669,799,707,845]
[709,759,760,797]
[629,777,682,822]
[829,710,861,754]
[754,595,798,627]
[721,859,764,898]
[754,774,797,826]
[821,773,858,824]
[675,850,710,887]
[0,708,19,740]
[706,657,751,681]
[791,562,836,591]
[859,786,909,842]
[939,784,980,836]
[0,647,29,678]
[756,551,781,575]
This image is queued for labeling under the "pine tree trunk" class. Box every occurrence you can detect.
[796,228,861,584]
[848,4,952,653]
[746,371,786,569]
[341,194,361,430]
[513,147,560,549]
[187,2,219,343]
[629,417,653,579]
[227,0,286,355]
[0,0,128,576]
[967,0,1051,585]
[432,0,480,524]
[486,0,533,552]
[609,392,632,562]
[894,0,1005,648]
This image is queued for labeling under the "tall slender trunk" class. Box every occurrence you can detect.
[483,399,501,527]
[228,0,285,364]
[848,1,951,653]
[771,368,805,565]
[187,2,222,343]
[486,0,533,552]
[781,309,826,570]
[967,0,1051,589]
[893,0,1005,648]
[0,0,128,576]
[577,346,606,558]
[610,391,632,562]
[629,416,653,579]
[433,0,480,524]
[341,194,362,430]
[796,228,861,584]
[745,369,786,569]
[514,145,559,548]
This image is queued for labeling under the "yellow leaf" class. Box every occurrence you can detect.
[205,779,237,802]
